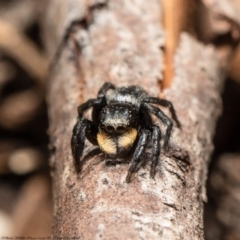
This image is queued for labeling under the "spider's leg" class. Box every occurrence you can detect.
[77,83,114,122]
[144,97,181,128]
[143,102,173,151]
[97,82,115,98]
[77,98,103,118]
[126,129,150,182]
[150,125,161,178]
[91,82,116,124]
[71,118,96,173]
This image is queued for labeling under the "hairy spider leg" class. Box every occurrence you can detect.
[91,82,116,123]
[71,118,96,172]
[77,82,115,118]
[97,82,115,98]
[144,97,181,128]
[77,98,102,118]
[143,103,173,151]
[150,126,161,178]
[72,82,115,172]
[126,129,150,182]
[73,98,104,172]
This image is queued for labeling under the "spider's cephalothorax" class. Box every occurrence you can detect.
[71,82,181,182]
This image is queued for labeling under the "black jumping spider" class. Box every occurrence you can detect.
[71,82,181,182]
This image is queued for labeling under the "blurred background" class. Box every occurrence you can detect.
[0,0,239,239]
[0,0,52,237]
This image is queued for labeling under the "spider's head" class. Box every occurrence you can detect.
[97,103,138,156]
[99,103,138,134]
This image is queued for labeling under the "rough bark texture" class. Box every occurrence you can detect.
[45,0,224,239]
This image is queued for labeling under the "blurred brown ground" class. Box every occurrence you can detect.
[0,0,52,237]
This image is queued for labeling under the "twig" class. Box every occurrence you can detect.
[0,18,48,86]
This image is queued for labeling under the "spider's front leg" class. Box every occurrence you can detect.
[150,125,161,178]
[72,97,103,172]
[71,82,115,172]
[143,103,173,151]
[97,82,115,98]
[71,118,96,172]
[126,129,150,182]
[144,97,181,128]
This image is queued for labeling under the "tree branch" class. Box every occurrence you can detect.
[44,0,225,239]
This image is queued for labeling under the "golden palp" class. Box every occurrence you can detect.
[118,128,138,149]
[97,131,117,155]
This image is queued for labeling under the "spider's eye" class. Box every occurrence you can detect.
[104,125,126,133]
[105,125,115,132]
[116,126,126,133]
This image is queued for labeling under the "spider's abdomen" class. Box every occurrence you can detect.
[97,128,138,157]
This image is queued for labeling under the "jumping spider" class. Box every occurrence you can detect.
[71,82,181,182]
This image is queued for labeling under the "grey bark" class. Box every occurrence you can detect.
[44,0,224,239]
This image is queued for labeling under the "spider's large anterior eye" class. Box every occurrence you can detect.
[106,125,115,132]
[116,126,126,133]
